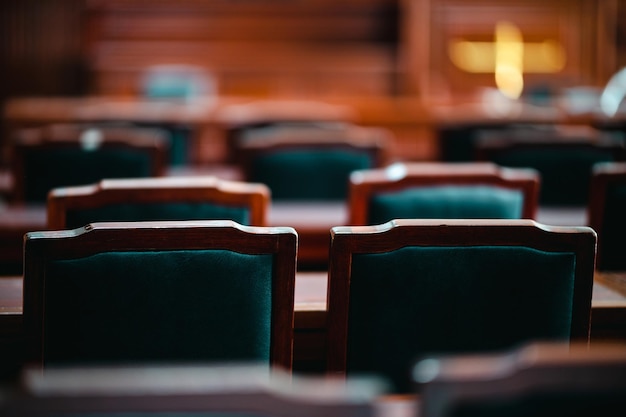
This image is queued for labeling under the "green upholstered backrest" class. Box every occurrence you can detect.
[368,186,524,224]
[65,203,250,229]
[491,148,616,206]
[43,250,273,366]
[598,183,626,270]
[23,149,154,203]
[133,122,191,166]
[347,246,576,393]
[250,149,374,200]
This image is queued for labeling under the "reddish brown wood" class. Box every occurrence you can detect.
[418,341,626,417]
[326,219,597,377]
[237,124,392,183]
[348,161,540,224]
[47,176,270,229]
[587,162,626,269]
[23,220,297,371]
[9,124,169,203]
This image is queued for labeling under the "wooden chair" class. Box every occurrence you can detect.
[587,162,626,271]
[416,341,626,417]
[23,220,297,370]
[47,176,270,229]
[348,162,540,225]
[238,124,390,201]
[326,219,596,393]
[216,99,357,163]
[0,364,384,417]
[9,124,169,203]
[475,127,626,206]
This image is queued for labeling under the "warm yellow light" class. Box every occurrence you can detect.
[448,22,567,97]
[494,22,524,99]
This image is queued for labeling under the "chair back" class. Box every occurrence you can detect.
[23,220,297,370]
[239,124,390,201]
[47,176,270,229]
[588,162,626,270]
[1,364,385,417]
[326,219,596,393]
[10,124,169,203]
[475,128,626,206]
[416,342,626,417]
[349,162,540,225]
[217,99,356,163]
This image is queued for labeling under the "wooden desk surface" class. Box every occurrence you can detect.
[270,201,347,269]
[1,270,625,324]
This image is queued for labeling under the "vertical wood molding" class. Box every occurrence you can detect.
[398,0,431,98]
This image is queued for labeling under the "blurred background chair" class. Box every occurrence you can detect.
[23,220,297,370]
[47,176,270,229]
[216,99,357,164]
[9,124,169,203]
[238,124,390,201]
[348,162,540,225]
[0,363,385,417]
[475,125,626,207]
[415,341,626,417]
[587,162,626,271]
[326,219,596,393]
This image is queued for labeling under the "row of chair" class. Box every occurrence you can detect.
[4,122,621,402]
[4,341,626,417]
[22,217,596,394]
[41,158,624,273]
[9,121,625,208]
[45,162,537,227]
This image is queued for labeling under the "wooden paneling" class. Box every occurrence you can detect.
[0,0,85,97]
[83,0,400,98]
[401,0,616,98]
[3,1,625,101]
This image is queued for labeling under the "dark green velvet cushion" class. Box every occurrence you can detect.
[66,203,250,229]
[24,149,153,203]
[368,186,524,224]
[347,246,576,393]
[251,149,373,200]
[492,148,616,206]
[44,250,273,366]
[134,122,189,166]
[598,183,626,270]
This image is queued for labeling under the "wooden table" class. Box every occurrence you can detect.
[270,201,347,270]
[0,204,47,276]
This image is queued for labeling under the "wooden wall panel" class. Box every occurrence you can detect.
[0,0,85,97]
[83,0,400,98]
[401,0,617,99]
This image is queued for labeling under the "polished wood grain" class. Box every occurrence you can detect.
[9,124,170,203]
[22,220,297,370]
[326,219,597,376]
[348,162,540,224]
[587,162,626,270]
[417,341,626,417]
[47,176,270,229]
